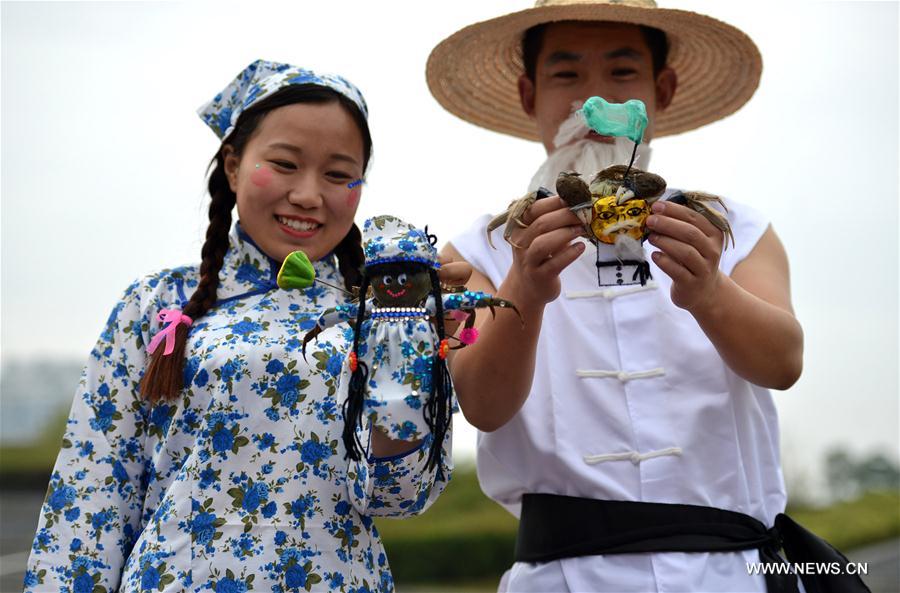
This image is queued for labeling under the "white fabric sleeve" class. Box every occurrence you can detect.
[718,198,771,277]
[447,214,513,290]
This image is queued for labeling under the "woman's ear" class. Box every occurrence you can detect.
[222,145,240,193]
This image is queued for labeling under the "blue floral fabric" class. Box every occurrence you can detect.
[24,225,451,593]
[198,60,369,141]
[361,215,439,270]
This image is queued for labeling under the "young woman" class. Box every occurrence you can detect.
[25,60,455,593]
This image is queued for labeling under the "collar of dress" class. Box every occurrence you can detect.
[212,222,345,305]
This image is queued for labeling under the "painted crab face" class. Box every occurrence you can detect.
[371,268,432,308]
[590,195,650,244]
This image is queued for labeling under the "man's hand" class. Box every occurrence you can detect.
[648,201,803,389]
[504,196,586,310]
[440,198,585,432]
[437,258,473,288]
[647,200,725,313]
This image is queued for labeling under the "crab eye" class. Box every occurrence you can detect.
[397,273,408,285]
[627,207,643,217]
[381,275,393,286]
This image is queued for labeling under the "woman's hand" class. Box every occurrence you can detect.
[647,200,725,313]
[370,425,420,458]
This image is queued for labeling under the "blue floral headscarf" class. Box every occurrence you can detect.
[362,215,441,270]
[198,59,369,140]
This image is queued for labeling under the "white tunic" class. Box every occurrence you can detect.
[451,195,785,592]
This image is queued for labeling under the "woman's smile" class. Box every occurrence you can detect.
[275,214,322,238]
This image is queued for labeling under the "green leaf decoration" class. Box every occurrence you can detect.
[277,250,315,289]
[581,96,648,144]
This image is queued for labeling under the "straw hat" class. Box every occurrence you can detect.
[426,0,762,140]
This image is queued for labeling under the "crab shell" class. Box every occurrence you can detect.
[589,165,667,205]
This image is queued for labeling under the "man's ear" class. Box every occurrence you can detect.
[518,74,537,117]
[222,145,239,192]
[655,66,678,111]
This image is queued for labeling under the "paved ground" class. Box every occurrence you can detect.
[1,490,44,592]
[3,489,898,592]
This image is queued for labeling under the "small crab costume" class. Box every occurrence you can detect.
[301,216,509,458]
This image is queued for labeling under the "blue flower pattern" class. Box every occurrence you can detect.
[25,225,451,592]
[198,60,368,141]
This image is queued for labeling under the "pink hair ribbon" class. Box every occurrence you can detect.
[147,309,193,356]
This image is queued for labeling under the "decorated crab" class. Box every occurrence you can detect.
[488,97,734,286]
[278,215,519,471]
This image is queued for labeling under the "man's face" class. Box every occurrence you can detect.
[519,21,676,153]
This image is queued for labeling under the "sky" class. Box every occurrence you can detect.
[2,1,898,494]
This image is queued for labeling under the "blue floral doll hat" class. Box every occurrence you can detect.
[362,215,440,269]
[197,59,369,139]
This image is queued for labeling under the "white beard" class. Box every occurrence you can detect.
[527,109,652,193]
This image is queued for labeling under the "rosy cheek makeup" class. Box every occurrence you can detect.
[346,179,363,207]
[346,186,361,208]
[251,163,273,188]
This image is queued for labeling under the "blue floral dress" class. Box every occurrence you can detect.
[24,225,452,593]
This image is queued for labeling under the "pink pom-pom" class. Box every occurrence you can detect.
[459,327,479,345]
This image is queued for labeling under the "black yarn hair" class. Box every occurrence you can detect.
[342,273,371,459]
[341,259,452,475]
[424,266,453,474]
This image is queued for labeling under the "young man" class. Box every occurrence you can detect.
[427,2,867,592]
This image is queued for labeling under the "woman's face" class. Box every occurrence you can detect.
[224,101,365,263]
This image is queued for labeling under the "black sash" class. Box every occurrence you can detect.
[515,494,871,593]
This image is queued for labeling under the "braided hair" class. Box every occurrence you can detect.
[140,85,371,402]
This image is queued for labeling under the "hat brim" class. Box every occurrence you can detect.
[426,4,762,141]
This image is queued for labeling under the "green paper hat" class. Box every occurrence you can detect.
[581,97,648,144]
[277,250,315,289]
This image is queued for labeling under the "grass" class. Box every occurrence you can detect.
[787,490,900,552]
[0,411,67,482]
